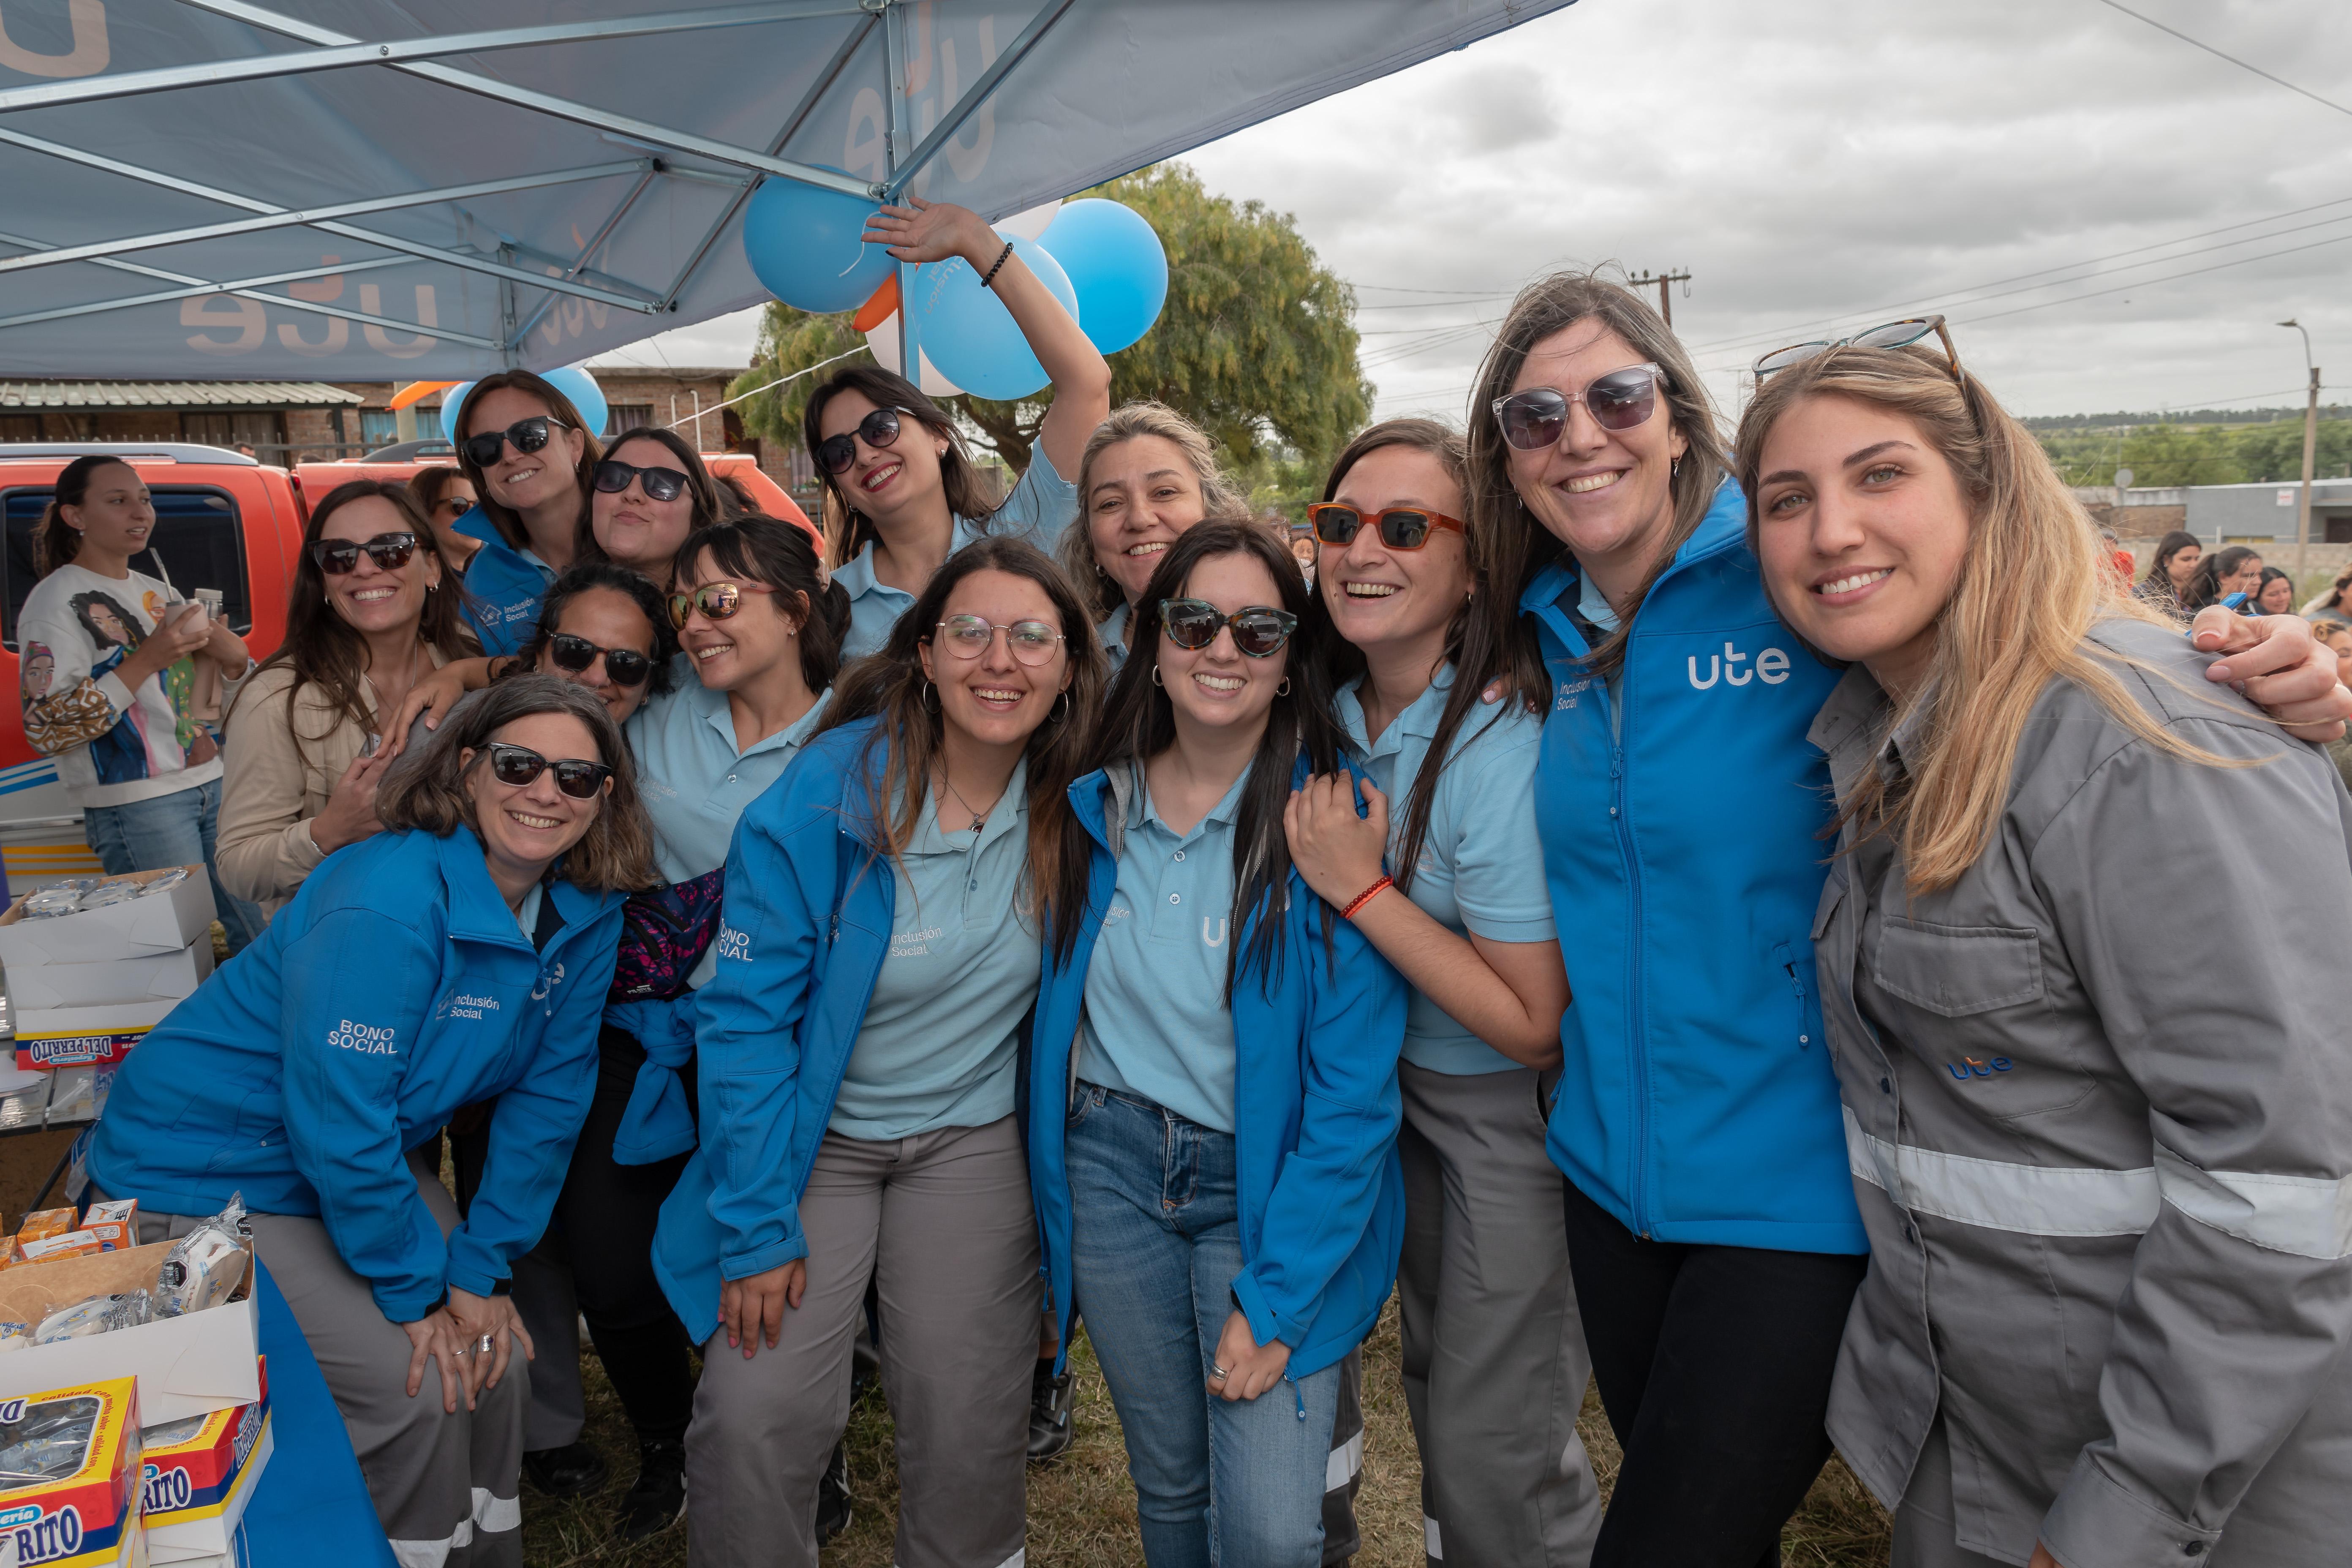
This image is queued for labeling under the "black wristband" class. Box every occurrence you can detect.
[980,239,1015,289]
[490,1278,513,1297]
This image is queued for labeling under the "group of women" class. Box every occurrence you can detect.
[40,191,2352,1568]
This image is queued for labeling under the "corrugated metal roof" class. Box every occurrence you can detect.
[0,381,368,411]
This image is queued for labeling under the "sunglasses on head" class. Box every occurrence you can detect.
[1753,316,1963,382]
[935,614,1064,667]
[1492,363,1666,450]
[461,415,570,470]
[1307,504,1467,551]
[817,407,910,475]
[593,459,690,504]
[545,632,652,687]
[667,580,775,629]
[483,741,612,799]
[1157,598,1298,657]
[310,531,417,575]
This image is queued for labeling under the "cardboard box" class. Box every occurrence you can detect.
[0,867,215,969]
[16,1234,101,1266]
[12,999,179,1071]
[6,944,212,1013]
[16,1213,74,1244]
[139,1361,267,1565]
[0,1375,144,1568]
[76,1206,135,1255]
[0,1243,257,1425]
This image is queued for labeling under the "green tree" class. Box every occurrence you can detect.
[729,162,1371,482]
[2230,417,2352,484]
[2115,424,2246,487]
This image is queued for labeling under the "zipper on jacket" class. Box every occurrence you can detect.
[1602,689,1652,1239]
[1775,942,1811,1049]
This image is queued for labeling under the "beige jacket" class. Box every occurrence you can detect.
[216,651,447,918]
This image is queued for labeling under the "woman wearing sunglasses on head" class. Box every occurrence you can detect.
[220,480,473,920]
[1463,275,2352,1568]
[808,197,1110,659]
[450,371,605,655]
[652,536,1103,1568]
[1742,338,2352,1568]
[1284,420,1603,1568]
[1026,520,1406,1568]
[90,676,653,1568]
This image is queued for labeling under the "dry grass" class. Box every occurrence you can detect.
[520,1295,1890,1568]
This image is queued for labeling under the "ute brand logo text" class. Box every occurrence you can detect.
[1687,642,1793,689]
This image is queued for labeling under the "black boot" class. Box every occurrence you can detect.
[816,1442,852,1543]
[615,1435,686,1543]
[522,1440,609,1499]
[1027,1356,1075,1464]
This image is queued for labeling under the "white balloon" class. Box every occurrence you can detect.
[863,314,965,397]
[995,199,1062,242]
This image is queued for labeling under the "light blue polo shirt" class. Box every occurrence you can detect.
[1097,600,1131,675]
[1076,765,1250,1132]
[834,456,1078,659]
[626,676,832,988]
[1337,664,1554,1076]
[831,761,1040,1140]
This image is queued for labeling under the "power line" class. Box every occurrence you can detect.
[2092,0,2352,120]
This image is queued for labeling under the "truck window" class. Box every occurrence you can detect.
[0,486,253,651]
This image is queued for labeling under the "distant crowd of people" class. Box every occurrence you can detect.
[20,197,2352,1568]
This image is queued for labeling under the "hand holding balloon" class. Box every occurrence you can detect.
[862,195,1001,270]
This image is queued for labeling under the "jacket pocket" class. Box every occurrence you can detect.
[1873,919,2044,1017]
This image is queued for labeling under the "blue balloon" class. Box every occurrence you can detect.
[908,235,1079,402]
[542,365,609,440]
[439,381,476,446]
[1038,199,1168,355]
[740,172,894,315]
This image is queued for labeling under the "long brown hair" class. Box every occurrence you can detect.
[582,425,724,564]
[1301,418,1500,896]
[1462,270,1732,697]
[1059,402,1248,622]
[453,370,604,553]
[802,365,999,569]
[1090,520,1342,995]
[674,515,842,698]
[231,479,473,765]
[377,674,656,893]
[816,536,1107,958]
[1735,343,2236,893]
[35,455,136,577]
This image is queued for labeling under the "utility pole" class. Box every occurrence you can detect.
[2280,319,2320,576]
[1629,269,1693,328]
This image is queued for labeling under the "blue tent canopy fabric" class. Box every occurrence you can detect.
[0,0,1575,380]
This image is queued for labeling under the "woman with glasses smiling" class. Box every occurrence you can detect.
[653,536,1104,1568]
[449,370,607,656]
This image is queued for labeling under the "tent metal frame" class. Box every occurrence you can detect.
[0,0,1078,365]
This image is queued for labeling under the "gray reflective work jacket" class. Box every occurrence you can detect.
[1808,617,2352,1568]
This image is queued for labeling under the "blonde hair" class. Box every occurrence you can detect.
[1059,402,1249,622]
[1735,344,2235,893]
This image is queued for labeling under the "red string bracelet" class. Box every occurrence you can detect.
[1340,875,1393,920]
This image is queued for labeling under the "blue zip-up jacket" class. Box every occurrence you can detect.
[650,719,898,1343]
[1522,482,1865,1255]
[90,828,625,1319]
[453,505,557,656]
[1029,761,1410,1380]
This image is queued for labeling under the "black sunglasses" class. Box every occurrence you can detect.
[545,632,652,687]
[310,531,417,576]
[817,407,908,475]
[483,741,612,799]
[593,459,689,504]
[1158,598,1298,657]
[1491,364,1665,450]
[461,415,570,470]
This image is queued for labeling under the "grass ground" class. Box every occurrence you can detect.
[519,1297,1892,1568]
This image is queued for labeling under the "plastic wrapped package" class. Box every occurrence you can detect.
[155,1195,250,1319]
[44,1070,94,1127]
[0,1393,100,1487]
[70,882,144,913]
[14,1211,74,1244]
[0,1322,31,1353]
[31,1293,150,1346]
[134,868,188,898]
[0,1377,142,1568]
[18,881,98,920]
[0,1075,51,1133]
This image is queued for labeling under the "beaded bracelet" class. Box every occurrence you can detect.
[980,239,1015,289]
[1340,874,1394,920]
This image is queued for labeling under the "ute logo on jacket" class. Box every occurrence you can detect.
[1686,642,1793,690]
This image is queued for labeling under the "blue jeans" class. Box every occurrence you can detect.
[82,777,263,957]
[1066,1083,1339,1568]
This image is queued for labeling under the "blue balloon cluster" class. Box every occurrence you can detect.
[740,180,1169,401]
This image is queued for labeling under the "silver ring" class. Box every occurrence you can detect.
[1209,1364,1228,1380]
[479,1335,494,1353]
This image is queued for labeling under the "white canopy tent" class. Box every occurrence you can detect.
[0,0,1577,381]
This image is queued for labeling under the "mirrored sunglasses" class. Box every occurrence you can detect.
[1158,598,1298,657]
[310,531,417,575]
[1492,364,1665,450]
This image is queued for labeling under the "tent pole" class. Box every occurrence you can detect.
[0,246,500,348]
[882,0,1079,200]
[512,168,664,349]
[887,0,918,388]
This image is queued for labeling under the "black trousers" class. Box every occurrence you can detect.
[1560,1177,1867,1568]
[455,1025,697,1442]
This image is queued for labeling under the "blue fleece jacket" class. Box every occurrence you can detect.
[1029,762,1410,1380]
[90,829,625,1319]
[452,505,556,656]
[1522,481,1866,1255]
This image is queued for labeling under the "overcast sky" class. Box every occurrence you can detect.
[599,0,2352,434]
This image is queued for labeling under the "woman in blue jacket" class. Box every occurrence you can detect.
[450,370,604,654]
[1030,520,1407,1568]
[1454,273,2352,1568]
[89,675,653,1568]
[656,535,1106,1568]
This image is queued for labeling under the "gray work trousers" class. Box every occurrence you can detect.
[112,1165,527,1568]
[685,1116,1038,1568]
[1396,1062,1603,1567]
